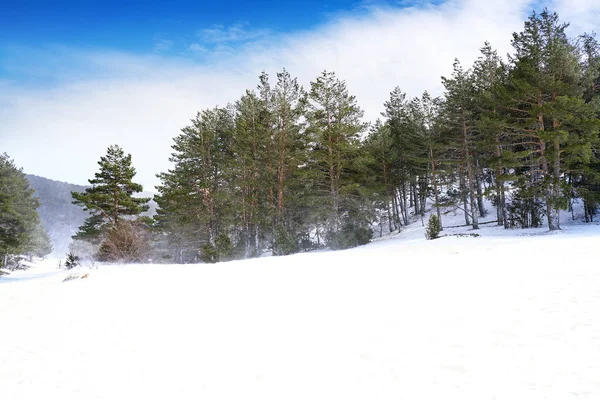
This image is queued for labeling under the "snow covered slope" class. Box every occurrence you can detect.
[1,221,600,400]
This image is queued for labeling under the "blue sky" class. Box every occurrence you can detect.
[2,0,599,188]
[2,1,373,52]
[0,0,383,84]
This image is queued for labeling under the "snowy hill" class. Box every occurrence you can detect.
[1,219,599,400]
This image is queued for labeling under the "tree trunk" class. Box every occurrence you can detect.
[462,113,478,229]
[429,147,442,228]
[401,185,409,225]
[459,166,470,226]
[474,162,486,218]
[277,117,286,224]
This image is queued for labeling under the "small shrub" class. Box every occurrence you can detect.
[63,273,80,282]
[64,252,80,270]
[425,215,442,240]
[96,220,150,263]
[451,233,480,238]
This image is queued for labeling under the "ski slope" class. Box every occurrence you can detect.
[1,219,600,400]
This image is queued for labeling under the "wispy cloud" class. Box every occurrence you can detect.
[199,23,270,44]
[1,0,598,190]
[153,38,173,53]
[188,43,208,53]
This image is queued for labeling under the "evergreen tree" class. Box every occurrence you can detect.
[64,252,80,270]
[0,154,47,266]
[72,145,150,258]
[271,69,308,252]
[472,42,513,227]
[232,90,273,257]
[306,71,368,241]
[382,87,415,226]
[425,214,442,240]
[154,107,235,262]
[506,9,597,230]
[441,60,480,229]
[573,33,600,221]
[363,120,396,234]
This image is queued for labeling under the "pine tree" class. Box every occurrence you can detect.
[382,87,415,226]
[232,90,273,257]
[72,145,150,258]
[472,42,513,227]
[441,60,480,229]
[425,214,442,240]
[64,252,80,270]
[306,71,368,241]
[154,107,236,261]
[271,69,308,252]
[506,9,597,230]
[363,120,396,233]
[573,33,600,222]
[0,153,45,267]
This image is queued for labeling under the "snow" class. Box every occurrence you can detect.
[1,218,600,399]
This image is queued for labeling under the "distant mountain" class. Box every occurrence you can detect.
[26,175,156,256]
[25,175,88,255]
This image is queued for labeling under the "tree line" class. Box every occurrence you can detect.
[64,9,600,263]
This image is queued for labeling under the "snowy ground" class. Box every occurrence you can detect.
[1,216,600,399]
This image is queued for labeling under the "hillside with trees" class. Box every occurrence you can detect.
[18,9,597,265]
[145,10,600,263]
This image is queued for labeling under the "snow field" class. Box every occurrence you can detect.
[1,222,600,399]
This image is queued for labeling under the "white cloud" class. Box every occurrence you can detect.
[1,0,596,190]
[200,23,269,44]
[546,0,600,33]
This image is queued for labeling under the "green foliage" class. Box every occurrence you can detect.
[0,153,47,265]
[425,215,442,240]
[72,145,150,242]
[64,252,80,270]
[199,234,234,264]
[149,10,600,262]
[327,222,373,250]
[154,107,236,263]
[200,243,218,263]
[71,145,150,262]
[272,226,299,256]
[214,234,233,261]
[306,71,368,233]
